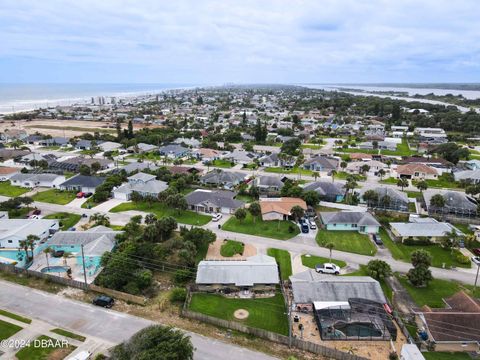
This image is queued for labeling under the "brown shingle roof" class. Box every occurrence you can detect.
[0,166,19,175]
[260,197,307,216]
[396,163,438,175]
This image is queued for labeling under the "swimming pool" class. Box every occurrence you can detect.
[0,250,27,267]
[40,266,70,273]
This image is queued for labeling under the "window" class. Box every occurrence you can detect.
[7,240,12,243]
[333,223,336,226]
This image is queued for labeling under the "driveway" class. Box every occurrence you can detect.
[91,198,125,212]
[67,197,88,208]
[0,281,276,360]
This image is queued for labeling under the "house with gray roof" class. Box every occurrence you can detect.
[303,155,339,172]
[59,174,106,193]
[423,189,478,217]
[254,175,284,196]
[0,219,59,250]
[158,144,190,159]
[357,186,409,212]
[113,172,168,201]
[195,254,279,294]
[173,137,201,148]
[127,142,158,154]
[222,149,258,165]
[290,269,386,311]
[200,169,246,189]
[454,169,480,184]
[10,173,66,188]
[390,217,463,243]
[303,181,345,202]
[185,189,244,214]
[115,161,159,174]
[320,211,380,234]
[258,152,294,168]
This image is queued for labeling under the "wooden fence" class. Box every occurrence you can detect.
[0,263,145,305]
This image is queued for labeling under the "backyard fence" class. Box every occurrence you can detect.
[183,289,369,360]
[0,263,145,305]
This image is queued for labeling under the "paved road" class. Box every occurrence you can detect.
[0,281,276,360]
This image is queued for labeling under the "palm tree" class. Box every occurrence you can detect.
[326,242,335,263]
[295,154,305,180]
[290,205,305,222]
[62,252,71,266]
[344,175,358,200]
[377,169,386,180]
[330,169,337,183]
[312,171,319,181]
[43,247,51,270]
[397,177,409,192]
[90,213,110,227]
[416,180,428,193]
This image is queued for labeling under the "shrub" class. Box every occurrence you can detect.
[288,224,296,233]
[455,252,470,265]
[174,269,193,285]
[403,237,432,246]
[170,288,187,303]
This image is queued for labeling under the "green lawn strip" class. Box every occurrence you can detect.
[109,225,124,231]
[0,309,31,324]
[453,223,473,235]
[0,319,23,340]
[32,189,76,205]
[423,178,460,189]
[81,197,102,209]
[267,248,292,280]
[211,159,234,168]
[423,352,472,360]
[220,240,244,257]
[301,255,346,269]
[235,194,255,203]
[189,293,288,335]
[316,230,377,256]
[50,328,86,342]
[408,202,416,212]
[0,181,29,197]
[379,177,398,185]
[15,335,77,360]
[381,228,470,269]
[334,171,366,181]
[264,166,313,176]
[222,213,299,240]
[405,191,421,198]
[110,201,211,225]
[43,212,81,230]
[301,143,322,149]
[8,207,33,219]
[316,205,339,212]
[396,275,464,308]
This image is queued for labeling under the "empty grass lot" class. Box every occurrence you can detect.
[423,352,472,360]
[44,212,81,230]
[0,181,29,197]
[222,213,300,240]
[211,159,234,168]
[50,328,86,342]
[0,309,31,324]
[267,248,292,280]
[15,335,77,360]
[264,166,313,176]
[0,319,22,341]
[32,189,76,205]
[220,240,244,257]
[380,228,471,269]
[110,201,211,225]
[189,293,288,335]
[316,230,377,256]
[301,255,346,269]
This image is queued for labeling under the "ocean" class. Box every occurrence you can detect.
[0,83,196,114]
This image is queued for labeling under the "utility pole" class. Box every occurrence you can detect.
[80,244,88,289]
[474,262,480,296]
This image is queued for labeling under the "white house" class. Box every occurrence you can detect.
[0,219,59,248]
[10,173,66,188]
[113,172,168,201]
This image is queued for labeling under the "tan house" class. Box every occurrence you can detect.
[396,163,438,180]
[260,197,307,221]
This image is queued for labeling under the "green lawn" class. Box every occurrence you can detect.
[222,213,300,240]
[316,230,377,256]
[264,166,313,176]
[423,178,460,189]
[8,206,33,219]
[81,197,102,209]
[267,248,292,280]
[406,191,421,198]
[110,201,211,225]
[189,293,288,335]
[408,202,416,212]
[44,212,81,230]
[0,181,29,197]
[316,205,339,212]
[341,139,416,157]
[301,143,322,149]
[32,189,76,205]
[379,177,398,185]
[220,240,244,257]
[0,319,22,341]
[301,254,346,269]
[50,328,86,342]
[397,275,464,308]
[381,228,471,269]
[15,335,76,360]
[334,171,366,181]
[211,159,234,168]
[0,309,31,324]
[423,352,472,360]
[235,194,255,203]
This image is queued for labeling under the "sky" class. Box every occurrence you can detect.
[0,0,479,84]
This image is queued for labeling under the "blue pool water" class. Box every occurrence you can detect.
[40,266,70,273]
[0,250,27,266]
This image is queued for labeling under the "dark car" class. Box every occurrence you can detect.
[84,192,93,198]
[92,295,114,308]
[51,250,65,258]
[373,234,383,245]
[473,248,480,256]
[32,209,41,215]
[301,222,309,234]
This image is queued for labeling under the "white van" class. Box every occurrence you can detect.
[66,351,91,360]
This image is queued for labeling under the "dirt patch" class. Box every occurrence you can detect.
[206,239,257,260]
[234,309,249,320]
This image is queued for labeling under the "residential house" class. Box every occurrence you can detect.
[75,139,99,150]
[223,149,258,165]
[358,186,409,212]
[115,162,158,174]
[414,127,448,144]
[49,157,112,172]
[38,137,70,147]
[418,291,480,352]
[193,148,222,162]
[98,141,122,152]
[303,155,339,172]
[200,169,245,189]
[0,167,19,181]
[454,169,480,184]
[319,211,380,234]
[260,197,307,221]
[396,163,438,180]
[349,153,373,162]
[465,160,480,170]
[390,217,463,243]
[346,160,388,176]
[113,172,168,201]
[358,141,397,151]
[9,173,66,188]
[254,175,284,196]
[158,144,190,159]
[168,165,201,176]
[258,153,294,168]
[0,129,28,141]
[423,189,478,216]
[303,181,345,202]
[59,174,106,193]
[0,149,30,162]
[173,137,201,148]
[195,254,279,294]
[0,219,59,249]
[127,143,158,154]
[185,189,244,214]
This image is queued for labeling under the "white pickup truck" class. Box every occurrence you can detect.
[315,263,340,275]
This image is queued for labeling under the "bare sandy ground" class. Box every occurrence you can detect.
[206,238,257,260]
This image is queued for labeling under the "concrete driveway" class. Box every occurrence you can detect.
[91,198,125,212]
[67,197,88,208]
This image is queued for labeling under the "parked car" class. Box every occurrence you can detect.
[52,250,65,258]
[66,350,92,360]
[32,209,41,215]
[92,295,114,308]
[472,256,480,265]
[373,234,383,245]
[76,192,85,198]
[68,227,76,231]
[300,222,309,233]
[473,248,480,256]
[81,213,88,218]
[315,263,340,275]
[212,213,222,222]
[308,219,317,230]
[84,192,93,198]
